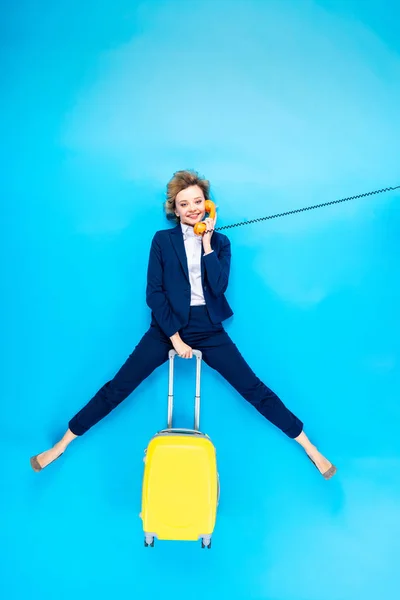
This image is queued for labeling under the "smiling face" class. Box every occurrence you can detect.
[174,185,206,226]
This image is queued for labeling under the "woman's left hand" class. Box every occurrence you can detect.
[202,213,217,252]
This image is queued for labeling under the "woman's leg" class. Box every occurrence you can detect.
[293,431,336,479]
[198,332,336,478]
[30,327,171,471]
[30,428,77,472]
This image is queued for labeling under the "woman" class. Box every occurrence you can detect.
[30,170,336,480]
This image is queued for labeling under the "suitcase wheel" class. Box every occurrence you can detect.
[144,535,154,547]
[201,537,212,549]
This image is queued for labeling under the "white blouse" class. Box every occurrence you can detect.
[180,223,213,306]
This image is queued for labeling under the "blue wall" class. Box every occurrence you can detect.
[2,1,400,599]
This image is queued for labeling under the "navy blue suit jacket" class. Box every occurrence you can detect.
[146,224,234,338]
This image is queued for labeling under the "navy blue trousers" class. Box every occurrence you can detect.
[69,306,303,438]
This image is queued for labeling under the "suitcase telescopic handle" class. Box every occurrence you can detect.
[167,349,202,431]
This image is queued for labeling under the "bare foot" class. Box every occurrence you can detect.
[30,443,65,472]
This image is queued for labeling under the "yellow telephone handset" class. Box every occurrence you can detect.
[194,200,216,236]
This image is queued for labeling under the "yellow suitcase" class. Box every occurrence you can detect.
[140,349,219,549]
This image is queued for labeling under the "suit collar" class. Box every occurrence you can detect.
[170,223,184,235]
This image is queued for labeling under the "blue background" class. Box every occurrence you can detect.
[2,1,400,599]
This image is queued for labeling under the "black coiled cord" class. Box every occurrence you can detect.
[213,184,400,232]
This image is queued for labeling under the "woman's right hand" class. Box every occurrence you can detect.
[172,338,193,359]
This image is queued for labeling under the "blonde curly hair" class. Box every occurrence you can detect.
[164,169,210,224]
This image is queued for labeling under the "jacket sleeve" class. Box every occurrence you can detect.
[203,236,231,297]
[146,233,182,338]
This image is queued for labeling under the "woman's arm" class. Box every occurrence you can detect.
[146,233,182,338]
[202,236,231,297]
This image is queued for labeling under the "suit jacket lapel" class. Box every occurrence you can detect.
[170,224,189,282]
[201,252,205,286]
[170,223,217,286]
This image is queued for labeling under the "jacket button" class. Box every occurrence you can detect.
[204,286,207,291]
